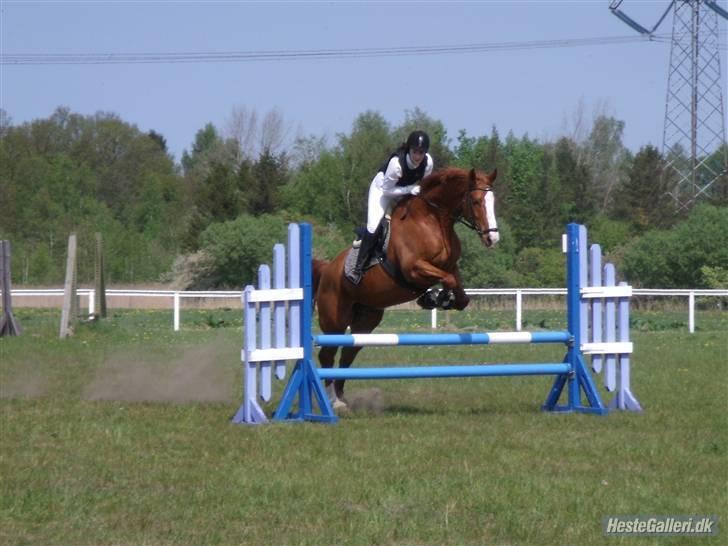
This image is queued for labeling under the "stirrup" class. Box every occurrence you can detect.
[349,265,364,285]
[348,252,366,285]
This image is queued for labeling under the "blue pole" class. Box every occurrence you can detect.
[317,363,571,380]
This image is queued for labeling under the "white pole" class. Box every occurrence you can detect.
[431,308,437,329]
[174,292,180,331]
[688,291,695,333]
[516,290,522,331]
[88,289,95,317]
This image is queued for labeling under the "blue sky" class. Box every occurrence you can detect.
[2,1,726,162]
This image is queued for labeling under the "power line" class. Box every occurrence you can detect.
[1,34,687,66]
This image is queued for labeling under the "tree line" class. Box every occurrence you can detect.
[1,106,726,289]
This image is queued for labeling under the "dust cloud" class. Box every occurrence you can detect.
[345,387,386,414]
[84,340,237,404]
[0,372,49,399]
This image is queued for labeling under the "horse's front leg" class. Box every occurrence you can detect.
[409,261,470,310]
[448,268,469,310]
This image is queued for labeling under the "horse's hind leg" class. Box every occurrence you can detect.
[314,274,353,408]
[314,345,340,408]
[334,305,385,405]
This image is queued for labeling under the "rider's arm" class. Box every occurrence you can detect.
[379,157,417,196]
[424,153,434,177]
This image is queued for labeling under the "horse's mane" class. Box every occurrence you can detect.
[420,167,470,198]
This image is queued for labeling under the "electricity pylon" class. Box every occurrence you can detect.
[610,1,728,210]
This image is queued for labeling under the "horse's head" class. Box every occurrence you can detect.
[418,167,500,247]
[464,168,500,248]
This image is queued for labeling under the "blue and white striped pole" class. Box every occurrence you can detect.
[315,331,570,347]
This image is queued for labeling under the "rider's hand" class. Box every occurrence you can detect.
[410,185,421,196]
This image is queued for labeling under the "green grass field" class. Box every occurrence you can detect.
[1,308,726,546]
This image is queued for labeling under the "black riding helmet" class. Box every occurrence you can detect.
[406,130,430,153]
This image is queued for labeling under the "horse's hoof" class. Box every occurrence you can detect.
[436,289,456,309]
[452,296,470,311]
[332,398,349,411]
[416,289,438,310]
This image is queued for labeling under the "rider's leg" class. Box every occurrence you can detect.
[351,181,388,284]
[351,231,377,283]
[366,177,388,235]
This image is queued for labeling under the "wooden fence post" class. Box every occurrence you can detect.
[0,240,22,336]
[59,234,78,338]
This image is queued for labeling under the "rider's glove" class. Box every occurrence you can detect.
[410,185,421,196]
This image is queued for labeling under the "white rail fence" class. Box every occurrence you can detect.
[3,287,726,333]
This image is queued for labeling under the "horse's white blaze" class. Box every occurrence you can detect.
[484,191,499,245]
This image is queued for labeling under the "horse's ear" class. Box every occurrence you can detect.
[489,168,498,183]
[469,168,477,181]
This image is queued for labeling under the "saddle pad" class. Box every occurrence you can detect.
[343,220,391,282]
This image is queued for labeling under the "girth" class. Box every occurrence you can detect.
[375,253,429,295]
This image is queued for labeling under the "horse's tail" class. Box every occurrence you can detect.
[311,258,329,302]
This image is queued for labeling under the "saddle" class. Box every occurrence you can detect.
[343,217,447,303]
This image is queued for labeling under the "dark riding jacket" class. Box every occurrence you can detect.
[378,149,428,187]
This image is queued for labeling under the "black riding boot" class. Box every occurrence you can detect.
[350,231,377,285]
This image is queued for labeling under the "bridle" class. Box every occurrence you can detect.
[457,186,499,237]
[417,181,498,237]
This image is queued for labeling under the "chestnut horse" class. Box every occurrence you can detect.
[314,167,499,409]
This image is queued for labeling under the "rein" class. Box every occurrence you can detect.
[420,186,499,237]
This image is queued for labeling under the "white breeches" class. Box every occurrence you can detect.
[366,174,399,233]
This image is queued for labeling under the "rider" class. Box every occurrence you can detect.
[350,130,434,284]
